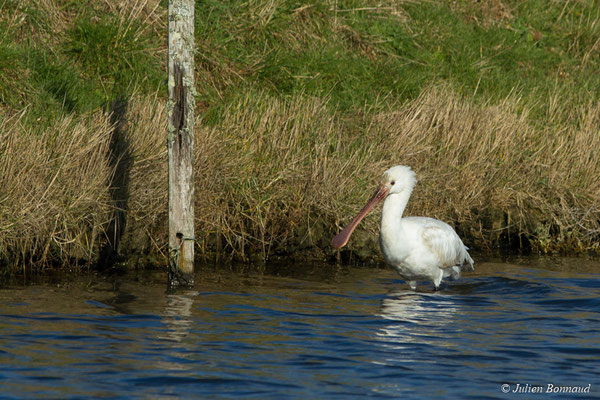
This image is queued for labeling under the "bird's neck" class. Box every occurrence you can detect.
[381,191,411,230]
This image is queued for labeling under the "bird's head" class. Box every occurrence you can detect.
[331,165,417,249]
[381,165,417,196]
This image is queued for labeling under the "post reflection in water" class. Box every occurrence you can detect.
[151,290,200,375]
[160,290,198,343]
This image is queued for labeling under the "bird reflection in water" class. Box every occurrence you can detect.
[375,290,462,356]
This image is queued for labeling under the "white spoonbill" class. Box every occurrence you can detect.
[332,165,474,290]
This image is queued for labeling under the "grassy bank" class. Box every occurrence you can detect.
[0,0,598,271]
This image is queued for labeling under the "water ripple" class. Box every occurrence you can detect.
[1,261,599,399]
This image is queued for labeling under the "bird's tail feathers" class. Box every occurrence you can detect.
[462,251,475,272]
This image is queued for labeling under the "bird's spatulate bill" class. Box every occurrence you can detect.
[331,184,389,249]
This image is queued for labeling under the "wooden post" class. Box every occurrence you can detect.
[167,0,195,287]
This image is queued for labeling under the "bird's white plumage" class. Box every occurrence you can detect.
[332,165,473,290]
[378,166,473,289]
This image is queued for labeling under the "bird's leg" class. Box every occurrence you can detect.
[408,281,417,291]
[433,271,444,290]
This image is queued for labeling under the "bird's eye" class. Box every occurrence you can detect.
[391,181,395,185]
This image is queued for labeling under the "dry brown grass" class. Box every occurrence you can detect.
[2,85,598,271]
[367,86,600,252]
[121,93,350,262]
[100,0,167,48]
[119,85,600,261]
[118,95,169,257]
[0,107,115,269]
[450,0,513,28]
[193,92,349,261]
[0,0,86,47]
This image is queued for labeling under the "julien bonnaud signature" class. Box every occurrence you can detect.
[500,383,591,394]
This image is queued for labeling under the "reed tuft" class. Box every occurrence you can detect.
[0,109,114,268]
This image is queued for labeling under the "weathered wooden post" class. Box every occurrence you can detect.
[167,0,195,287]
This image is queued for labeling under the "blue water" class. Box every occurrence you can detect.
[1,258,599,399]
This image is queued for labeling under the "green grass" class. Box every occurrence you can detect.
[0,0,165,121]
[65,14,164,98]
[1,0,596,119]
[194,0,598,115]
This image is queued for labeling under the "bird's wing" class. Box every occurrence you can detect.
[421,223,463,268]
